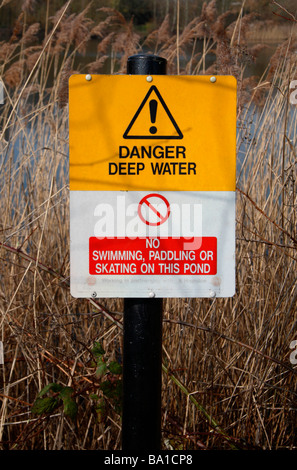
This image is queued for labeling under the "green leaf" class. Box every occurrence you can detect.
[96,363,107,377]
[114,379,122,395]
[59,387,77,421]
[100,379,122,400]
[63,398,78,421]
[95,357,107,377]
[95,398,106,423]
[100,380,113,397]
[108,361,122,375]
[111,380,122,414]
[91,342,105,358]
[59,386,74,400]
[90,393,99,401]
[38,383,63,398]
[99,380,122,415]
[31,397,59,415]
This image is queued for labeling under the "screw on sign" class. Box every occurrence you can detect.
[138,193,170,226]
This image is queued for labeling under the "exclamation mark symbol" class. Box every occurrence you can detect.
[149,99,158,134]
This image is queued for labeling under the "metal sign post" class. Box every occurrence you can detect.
[122,296,163,451]
[122,55,166,452]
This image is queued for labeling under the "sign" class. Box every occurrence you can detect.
[69,75,236,298]
[138,194,171,226]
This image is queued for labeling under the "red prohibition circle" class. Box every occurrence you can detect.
[138,193,171,226]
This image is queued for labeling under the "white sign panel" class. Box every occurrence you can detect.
[70,191,235,298]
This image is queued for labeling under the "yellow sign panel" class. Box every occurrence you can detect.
[69,75,236,191]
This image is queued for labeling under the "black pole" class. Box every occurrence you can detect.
[122,298,163,451]
[122,54,166,452]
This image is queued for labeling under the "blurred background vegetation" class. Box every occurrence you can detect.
[1,0,297,37]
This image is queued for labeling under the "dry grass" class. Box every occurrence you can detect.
[0,0,297,450]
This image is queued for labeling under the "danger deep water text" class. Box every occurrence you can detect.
[108,145,197,176]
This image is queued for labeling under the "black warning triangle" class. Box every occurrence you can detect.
[123,85,183,139]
